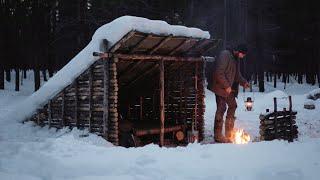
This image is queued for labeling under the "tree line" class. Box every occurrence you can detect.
[0,0,319,92]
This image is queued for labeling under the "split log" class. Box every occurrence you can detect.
[261,134,298,141]
[260,124,298,131]
[259,111,297,120]
[259,128,298,136]
[134,124,185,137]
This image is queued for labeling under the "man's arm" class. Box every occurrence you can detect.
[235,61,248,87]
[214,51,231,89]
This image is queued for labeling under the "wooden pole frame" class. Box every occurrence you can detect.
[103,58,109,140]
[159,59,165,147]
[93,52,203,62]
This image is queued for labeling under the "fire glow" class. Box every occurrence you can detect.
[233,129,251,144]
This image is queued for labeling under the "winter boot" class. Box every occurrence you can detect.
[225,117,235,142]
[214,118,230,143]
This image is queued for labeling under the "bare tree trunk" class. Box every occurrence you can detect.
[273,72,277,88]
[34,68,40,91]
[254,72,257,84]
[5,69,10,82]
[15,68,19,91]
[317,72,320,88]
[23,69,27,79]
[48,69,54,77]
[298,73,303,84]
[318,64,320,87]
[282,73,286,83]
[258,70,265,92]
[0,68,4,89]
[42,70,47,81]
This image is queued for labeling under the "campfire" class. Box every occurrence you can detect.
[232,129,251,144]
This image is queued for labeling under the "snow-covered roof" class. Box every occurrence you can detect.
[13,16,210,122]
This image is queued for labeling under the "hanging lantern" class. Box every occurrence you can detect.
[245,97,254,111]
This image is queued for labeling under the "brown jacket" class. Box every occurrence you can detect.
[212,50,247,97]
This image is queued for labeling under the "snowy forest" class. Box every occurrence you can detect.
[1,0,319,91]
[1,1,320,180]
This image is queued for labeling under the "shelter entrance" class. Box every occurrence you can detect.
[117,59,204,147]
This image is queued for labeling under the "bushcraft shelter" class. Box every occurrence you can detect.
[25,16,220,147]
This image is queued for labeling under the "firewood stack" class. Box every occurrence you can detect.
[259,96,298,142]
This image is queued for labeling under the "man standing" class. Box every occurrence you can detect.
[212,44,249,143]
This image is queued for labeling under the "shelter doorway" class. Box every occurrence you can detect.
[117,59,204,147]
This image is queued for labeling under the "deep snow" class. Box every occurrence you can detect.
[1,71,320,180]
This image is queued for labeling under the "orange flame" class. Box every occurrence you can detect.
[233,129,251,144]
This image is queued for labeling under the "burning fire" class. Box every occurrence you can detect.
[232,129,251,144]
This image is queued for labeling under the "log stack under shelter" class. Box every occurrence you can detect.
[28,30,220,147]
[259,96,298,142]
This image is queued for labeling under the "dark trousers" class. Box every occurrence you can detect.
[214,94,237,136]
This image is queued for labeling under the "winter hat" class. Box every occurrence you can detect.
[236,44,248,54]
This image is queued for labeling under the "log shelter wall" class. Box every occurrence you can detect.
[28,31,219,147]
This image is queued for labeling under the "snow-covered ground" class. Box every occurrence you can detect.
[1,72,320,180]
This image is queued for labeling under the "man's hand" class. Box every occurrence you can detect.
[243,82,250,89]
[226,87,232,94]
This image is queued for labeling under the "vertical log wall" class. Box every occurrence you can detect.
[29,58,206,145]
[108,57,119,145]
[29,59,115,143]
[163,61,205,141]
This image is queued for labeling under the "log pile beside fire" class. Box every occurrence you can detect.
[259,96,298,142]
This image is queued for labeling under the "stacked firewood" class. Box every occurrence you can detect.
[259,96,298,142]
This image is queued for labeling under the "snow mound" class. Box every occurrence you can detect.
[307,88,320,100]
[9,16,210,123]
[304,100,315,106]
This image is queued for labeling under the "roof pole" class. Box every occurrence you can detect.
[159,59,165,147]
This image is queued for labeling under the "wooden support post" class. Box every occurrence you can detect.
[103,59,109,139]
[165,67,169,120]
[108,57,119,145]
[273,97,278,139]
[288,96,294,142]
[48,100,52,128]
[288,96,292,112]
[194,62,198,131]
[159,60,165,147]
[179,70,183,123]
[88,67,93,132]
